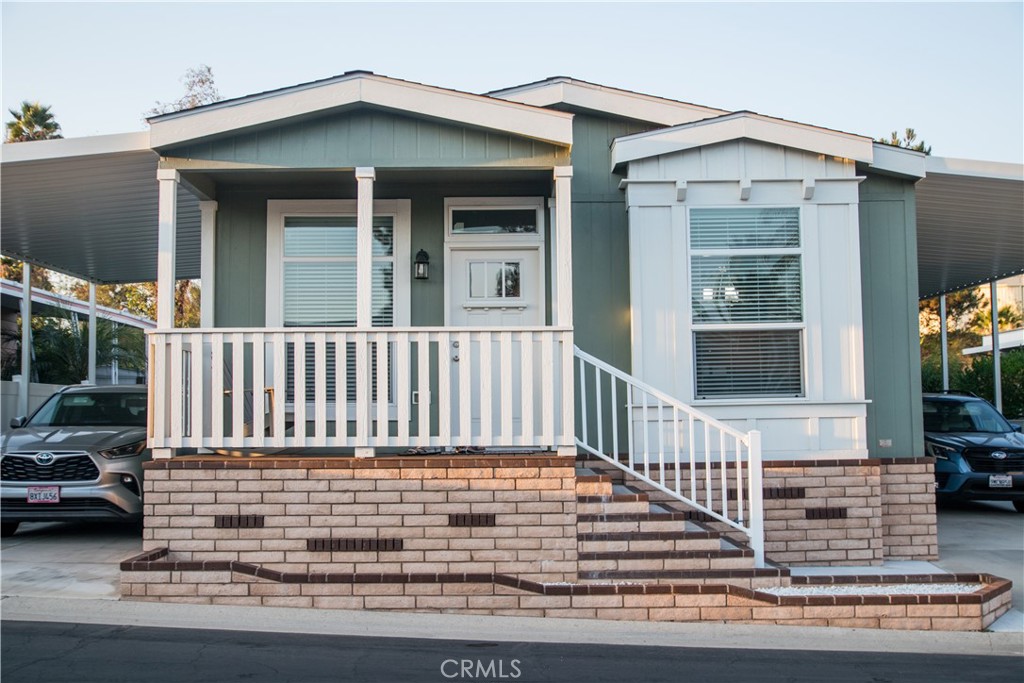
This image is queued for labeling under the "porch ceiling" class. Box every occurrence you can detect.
[1,148,201,285]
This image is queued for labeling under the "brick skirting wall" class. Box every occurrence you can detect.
[878,458,939,561]
[141,456,578,582]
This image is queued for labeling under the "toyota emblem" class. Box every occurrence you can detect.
[991,451,1008,460]
[34,452,55,465]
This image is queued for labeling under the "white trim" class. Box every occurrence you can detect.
[149,73,574,148]
[611,113,873,168]
[0,131,151,163]
[156,169,180,329]
[490,78,727,126]
[553,167,574,327]
[869,143,927,178]
[442,197,547,326]
[199,201,218,328]
[925,155,1024,181]
[264,199,411,328]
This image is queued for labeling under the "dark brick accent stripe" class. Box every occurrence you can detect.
[214,515,265,529]
[723,487,806,500]
[804,507,848,520]
[577,494,648,503]
[448,513,497,527]
[578,530,718,541]
[575,474,612,483]
[306,538,405,552]
[121,548,1009,606]
[144,455,571,471]
[578,549,754,561]
[577,512,695,523]
[579,568,789,580]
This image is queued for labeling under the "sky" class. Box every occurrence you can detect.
[1,2,1022,164]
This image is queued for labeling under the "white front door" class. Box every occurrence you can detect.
[447,247,543,445]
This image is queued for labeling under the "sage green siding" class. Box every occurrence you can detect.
[570,113,656,373]
[858,173,925,458]
[166,109,568,169]
[213,178,549,328]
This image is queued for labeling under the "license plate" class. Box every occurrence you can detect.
[27,486,60,504]
[989,474,1012,488]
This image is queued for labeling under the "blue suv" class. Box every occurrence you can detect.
[923,392,1024,512]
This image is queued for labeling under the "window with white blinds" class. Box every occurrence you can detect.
[690,207,805,399]
[282,215,395,403]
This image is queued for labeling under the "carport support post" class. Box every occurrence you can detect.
[991,282,1002,413]
[154,169,180,460]
[940,294,949,391]
[87,283,97,385]
[18,263,31,417]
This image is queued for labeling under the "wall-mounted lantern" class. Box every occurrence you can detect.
[414,249,430,280]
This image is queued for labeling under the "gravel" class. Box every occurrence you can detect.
[762,583,984,596]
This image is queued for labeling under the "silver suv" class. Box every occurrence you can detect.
[1,385,150,537]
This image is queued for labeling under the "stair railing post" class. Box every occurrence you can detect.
[747,430,765,568]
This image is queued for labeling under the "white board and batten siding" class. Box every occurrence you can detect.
[625,139,869,460]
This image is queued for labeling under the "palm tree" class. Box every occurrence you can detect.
[6,101,63,142]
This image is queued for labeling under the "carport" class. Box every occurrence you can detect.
[1,134,1023,414]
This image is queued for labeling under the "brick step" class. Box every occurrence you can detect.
[575,468,614,497]
[577,530,722,554]
[576,488,651,516]
[578,567,790,588]
[578,547,756,573]
[576,511,704,534]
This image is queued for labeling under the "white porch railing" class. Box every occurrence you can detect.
[574,346,765,567]
[148,327,574,452]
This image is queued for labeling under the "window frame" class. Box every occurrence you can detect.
[687,205,807,401]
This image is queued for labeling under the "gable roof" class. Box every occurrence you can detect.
[488,76,728,126]
[610,110,876,169]
[148,71,574,149]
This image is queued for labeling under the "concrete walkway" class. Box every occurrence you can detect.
[2,511,1022,658]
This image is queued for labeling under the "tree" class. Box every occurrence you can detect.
[1,257,54,291]
[5,101,62,142]
[877,127,931,155]
[146,64,221,117]
[970,305,1023,335]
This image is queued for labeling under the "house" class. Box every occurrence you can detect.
[2,72,1020,629]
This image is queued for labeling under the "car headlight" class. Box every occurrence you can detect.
[926,442,957,460]
[98,440,146,459]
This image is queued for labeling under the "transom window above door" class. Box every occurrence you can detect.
[445,197,545,242]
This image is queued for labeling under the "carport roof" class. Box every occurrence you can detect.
[1,133,1022,295]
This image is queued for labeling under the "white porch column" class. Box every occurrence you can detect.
[354,167,375,457]
[18,263,31,417]
[87,283,97,384]
[553,166,574,327]
[199,200,218,328]
[156,169,180,329]
[939,294,949,391]
[991,282,1002,412]
[553,166,576,455]
[154,169,180,460]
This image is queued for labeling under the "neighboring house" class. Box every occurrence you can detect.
[2,72,1022,628]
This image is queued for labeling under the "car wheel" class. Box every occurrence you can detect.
[1013,500,1024,513]
[1,522,19,537]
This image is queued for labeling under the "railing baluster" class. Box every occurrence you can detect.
[169,334,183,446]
[610,376,619,463]
[641,391,649,479]
[458,331,471,446]
[151,337,166,447]
[251,333,265,448]
[189,333,204,447]
[437,331,451,448]
[354,332,369,447]
[396,332,410,445]
[736,435,745,524]
[579,356,589,449]
[704,421,712,511]
[688,414,696,503]
[479,331,492,447]
[719,428,728,521]
[271,333,286,446]
[521,331,534,447]
[500,330,513,446]
[374,332,388,446]
[313,332,327,447]
[594,363,603,456]
[626,385,634,471]
[210,333,224,445]
[673,406,680,496]
[417,331,430,447]
[657,399,665,488]
[560,333,574,449]
[293,332,306,443]
[335,332,348,446]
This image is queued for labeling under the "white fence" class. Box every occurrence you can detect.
[148,327,574,452]
[574,346,764,566]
